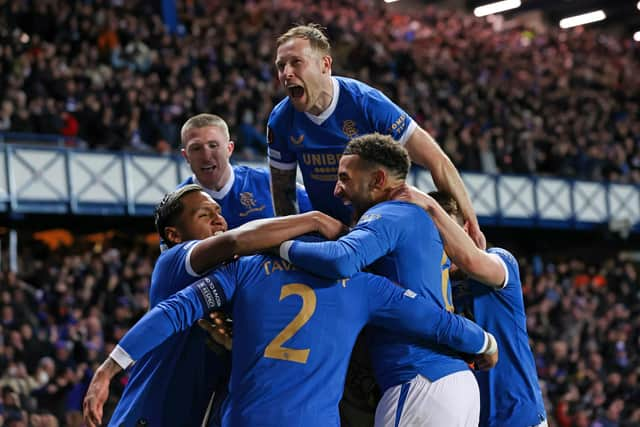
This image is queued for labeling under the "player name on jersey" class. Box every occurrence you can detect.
[263,259,297,276]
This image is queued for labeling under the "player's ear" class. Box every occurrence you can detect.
[322,55,332,74]
[165,226,182,244]
[370,169,386,190]
[226,140,235,157]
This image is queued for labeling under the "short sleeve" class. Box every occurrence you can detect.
[487,247,520,290]
[362,88,417,145]
[267,123,297,170]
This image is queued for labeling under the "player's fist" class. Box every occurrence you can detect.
[312,211,348,240]
[474,350,498,370]
[198,312,232,351]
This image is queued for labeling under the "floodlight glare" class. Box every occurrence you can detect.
[473,0,521,17]
[559,10,606,29]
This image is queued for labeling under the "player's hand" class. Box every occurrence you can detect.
[83,371,111,427]
[475,333,498,370]
[198,312,232,351]
[313,211,348,240]
[474,349,498,370]
[388,183,412,203]
[466,219,486,250]
[389,184,434,212]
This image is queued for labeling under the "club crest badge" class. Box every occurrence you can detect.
[342,120,358,138]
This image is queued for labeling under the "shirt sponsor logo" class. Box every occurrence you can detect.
[290,134,305,145]
[301,153,342,181]
[387,113,407,137]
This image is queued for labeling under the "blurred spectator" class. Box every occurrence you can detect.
[0,234,155,425]
[521,254,640,426]
[0,0,638,181]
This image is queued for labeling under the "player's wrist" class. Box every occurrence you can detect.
[98,357,124,379]
[480,332,498,355]
[109,345,134,370]
[279,241,293,262]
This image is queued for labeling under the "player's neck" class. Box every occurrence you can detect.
[199,164,232,192]
[308,78,334,116]
[379,181,406,203]
[213,166,233,191]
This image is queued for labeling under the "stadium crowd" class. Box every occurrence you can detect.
[1,0,640,181]
[0,235,638,426]
[0,237,155,427]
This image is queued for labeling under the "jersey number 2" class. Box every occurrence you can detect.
[264,283,317,364]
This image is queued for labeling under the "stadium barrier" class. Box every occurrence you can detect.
[1,144,638,233]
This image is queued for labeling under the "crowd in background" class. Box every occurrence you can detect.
[0,234,638,426]
[1,0,639,181]
[0,236,156,427]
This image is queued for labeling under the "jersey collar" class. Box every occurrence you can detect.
[304,77,340,125]
[193,165,235,200]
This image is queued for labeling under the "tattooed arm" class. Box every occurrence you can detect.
[270,166,299,216]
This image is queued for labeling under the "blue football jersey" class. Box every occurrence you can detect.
[109,241,226,427]
[180,165,312,229]
[267,77,417,224]
[285,201,469,390]
[453,248,547,427]
[116,255,487,427]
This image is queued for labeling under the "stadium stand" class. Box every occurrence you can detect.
[1,0,639,181]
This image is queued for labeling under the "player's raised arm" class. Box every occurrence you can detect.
[83,275,232,427]
[394,186,505,289]
[116,276,230,364]
[280,209,399,279]
[190,210,346,275]
[404,126,486,250]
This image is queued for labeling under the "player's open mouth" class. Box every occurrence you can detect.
[287,85,304,99]
[213,230,224,236]
[201,165,216,172]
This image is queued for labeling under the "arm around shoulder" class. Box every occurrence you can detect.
[190,211,347,275]
[407,190,505,288]
[405,126,485,249]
